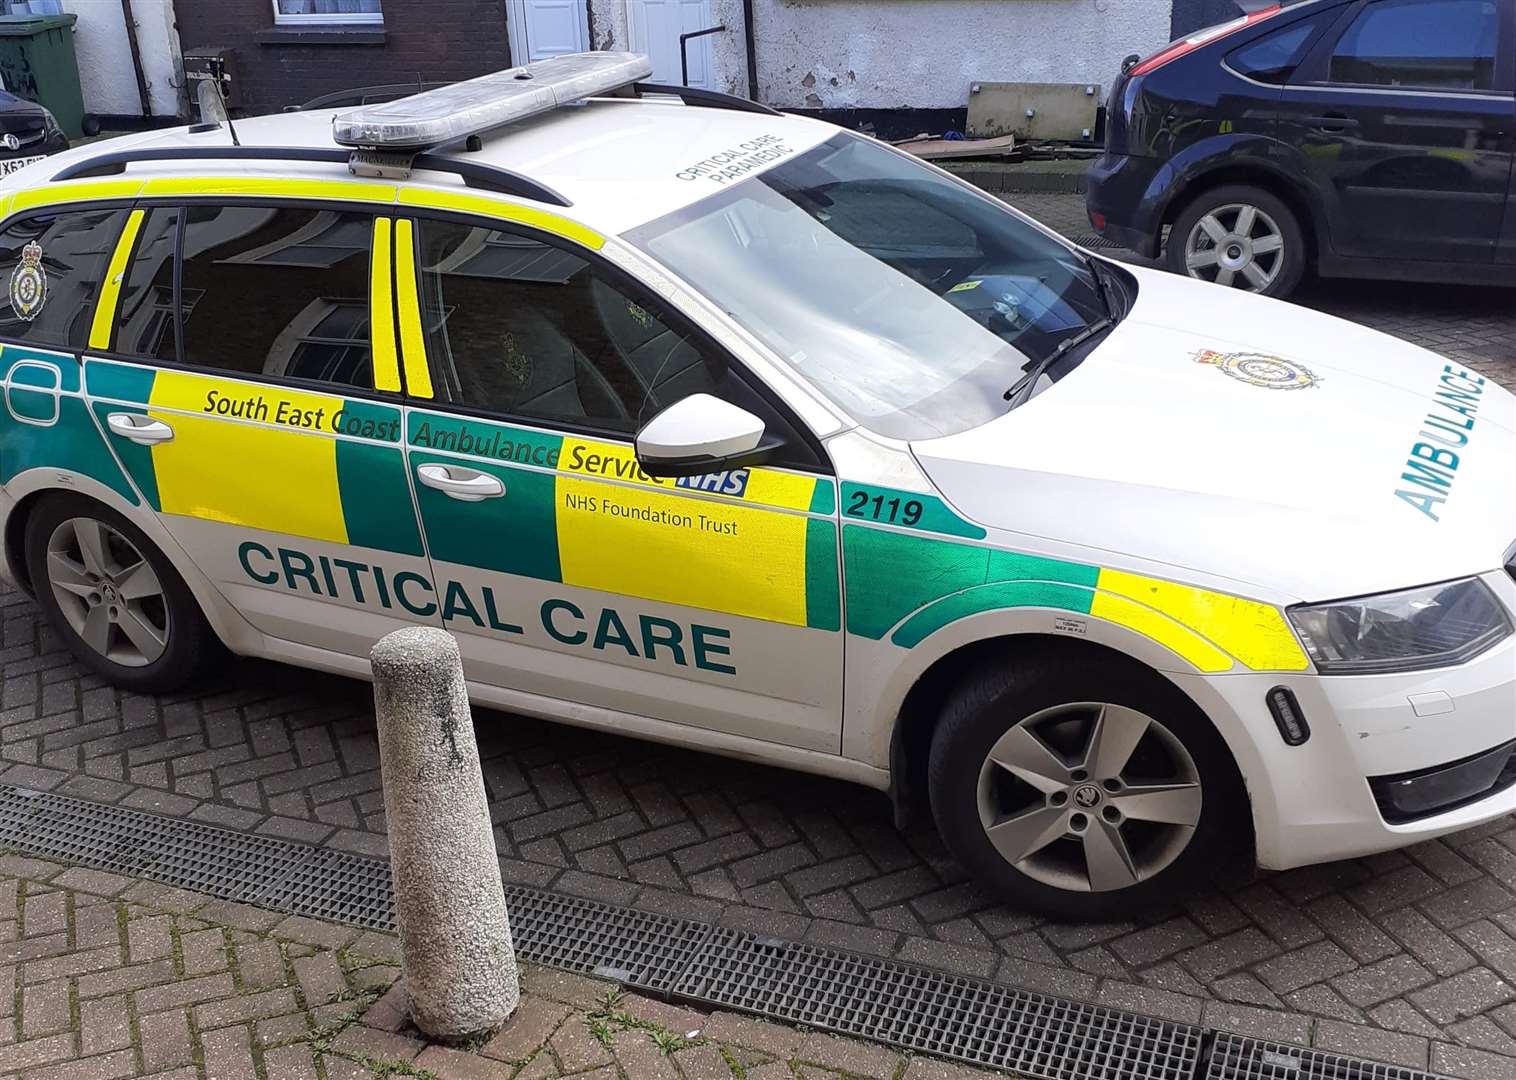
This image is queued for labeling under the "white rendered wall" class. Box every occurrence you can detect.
[745,0,1172,111]
[64,0,183,119]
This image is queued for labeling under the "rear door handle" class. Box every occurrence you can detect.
[105,412,174,445]
[416,463,505,502]
[1307,113,1358,133]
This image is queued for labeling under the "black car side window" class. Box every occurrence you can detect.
[1227,14,1332,85]
[0,208,127,350]
[1328,0,1499,91]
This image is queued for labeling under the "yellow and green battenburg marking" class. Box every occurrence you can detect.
[842,516,1308,673]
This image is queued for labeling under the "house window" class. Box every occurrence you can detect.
[272,1,383,26]
[0,2,65,14]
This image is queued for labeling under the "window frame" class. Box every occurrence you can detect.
[271,0,383,27]
[400,208,834,476]
[87,196,406,410]
[1293,0,1515,96]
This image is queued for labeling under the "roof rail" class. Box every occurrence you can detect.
[50,145,572,207]
[632,82,781,116]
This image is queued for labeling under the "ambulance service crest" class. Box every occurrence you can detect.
[9,240,47,322]
[1193,348,1320,390]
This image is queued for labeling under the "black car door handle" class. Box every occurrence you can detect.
[1307,114,1359,132]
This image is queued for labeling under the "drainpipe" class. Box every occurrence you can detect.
[121,0,152,118]
[742,0,758,102]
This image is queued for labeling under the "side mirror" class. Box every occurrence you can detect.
[635,394,767,478]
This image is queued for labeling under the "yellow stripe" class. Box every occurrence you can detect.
[141,177,397,202]
[1095,569,1310,672]
[1089,592,1232,673]
[147,371,347,544]
[88,209,145,352]
[369,218,400,393]
[11,179,144,212]
[393,218,432,399]
[0,193,14,222]
[398,188,605,250]
[555,437,810,626]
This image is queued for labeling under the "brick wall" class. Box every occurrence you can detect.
[172,0,513,114]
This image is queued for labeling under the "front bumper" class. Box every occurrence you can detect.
[1173,570,1516,870]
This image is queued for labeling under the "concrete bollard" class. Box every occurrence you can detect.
[371,626,519,1042]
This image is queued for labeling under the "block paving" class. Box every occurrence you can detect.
[0,853,1000,1078]
[0,191,1511,1076]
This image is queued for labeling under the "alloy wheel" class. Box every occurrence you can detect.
[45,517,169,667]
[975,702,1203,892]
[1183,203,1284,292]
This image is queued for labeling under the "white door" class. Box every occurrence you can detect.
[629,0,716,89]
[507,0,589,62]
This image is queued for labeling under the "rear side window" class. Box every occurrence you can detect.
[0,208,127,350]
[116,204,378,390]
[1227,14,1331,85]
[1328,0,1499,91]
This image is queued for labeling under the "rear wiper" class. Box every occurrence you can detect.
[1003,317,1115,408]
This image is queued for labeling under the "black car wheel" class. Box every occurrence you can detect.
[927,648,1244,918]
[1167,184,1305,299]
[25,494,218,693]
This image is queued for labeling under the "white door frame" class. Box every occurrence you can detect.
[505,0,591,64]
[626,0,716,89]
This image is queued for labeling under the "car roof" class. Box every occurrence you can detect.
[20,96,839,239]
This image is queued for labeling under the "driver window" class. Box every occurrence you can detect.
[414,219,721,434]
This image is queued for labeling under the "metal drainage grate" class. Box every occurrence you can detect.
[0,785,1464,1080]
[1205,1033,1454,1080]
[504,886,712,994]
[676,928,1199,1080]
[1072,233,1129,251]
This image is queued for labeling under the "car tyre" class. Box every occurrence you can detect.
[927,647,1243,918]
[1167,184,1306,299]
[25,494,218,694]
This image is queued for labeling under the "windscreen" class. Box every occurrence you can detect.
[627,134,1112,440]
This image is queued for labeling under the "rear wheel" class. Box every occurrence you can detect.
[25,495,217,693]
[1167,184,1306,299]
[927,650,1243,918]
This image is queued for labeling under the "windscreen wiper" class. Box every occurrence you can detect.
[1003,317,1115,408]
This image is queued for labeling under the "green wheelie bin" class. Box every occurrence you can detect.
[0,13,83,139]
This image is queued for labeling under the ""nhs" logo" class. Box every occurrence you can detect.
[676,469,749,497]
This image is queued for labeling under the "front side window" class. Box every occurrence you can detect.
[0,208,126,350]
[628,134,1112,441]
[415,220,727,434]
[273,0,382,25]
[1328,0,1499,91]
[125,204,377,389]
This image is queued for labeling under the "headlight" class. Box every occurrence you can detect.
[1288,577,1512,674]
[40,108,61,136]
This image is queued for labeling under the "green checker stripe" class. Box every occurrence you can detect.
[336,443,424,558]
[843,525,1100,641]
[840,482,987,539]
[804,518,841,631]
[84,359,156,403]
[90,402,158,510]
[808,480,837,516]
[891,581,1094,648]
[1,396,138,505]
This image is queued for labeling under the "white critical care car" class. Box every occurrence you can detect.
[0,54,1509,917]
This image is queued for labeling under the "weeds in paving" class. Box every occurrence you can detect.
[585,987,694,1056]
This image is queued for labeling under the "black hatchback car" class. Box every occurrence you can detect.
[0,89,67,178]
[1086,0,1516,298]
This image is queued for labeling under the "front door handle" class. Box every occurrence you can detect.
[416,463,505,502]
[105,412,174,445]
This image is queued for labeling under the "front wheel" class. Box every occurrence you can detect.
[25,494,217,694]
[927,650,1244,918]
[1166,184,1306,299]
